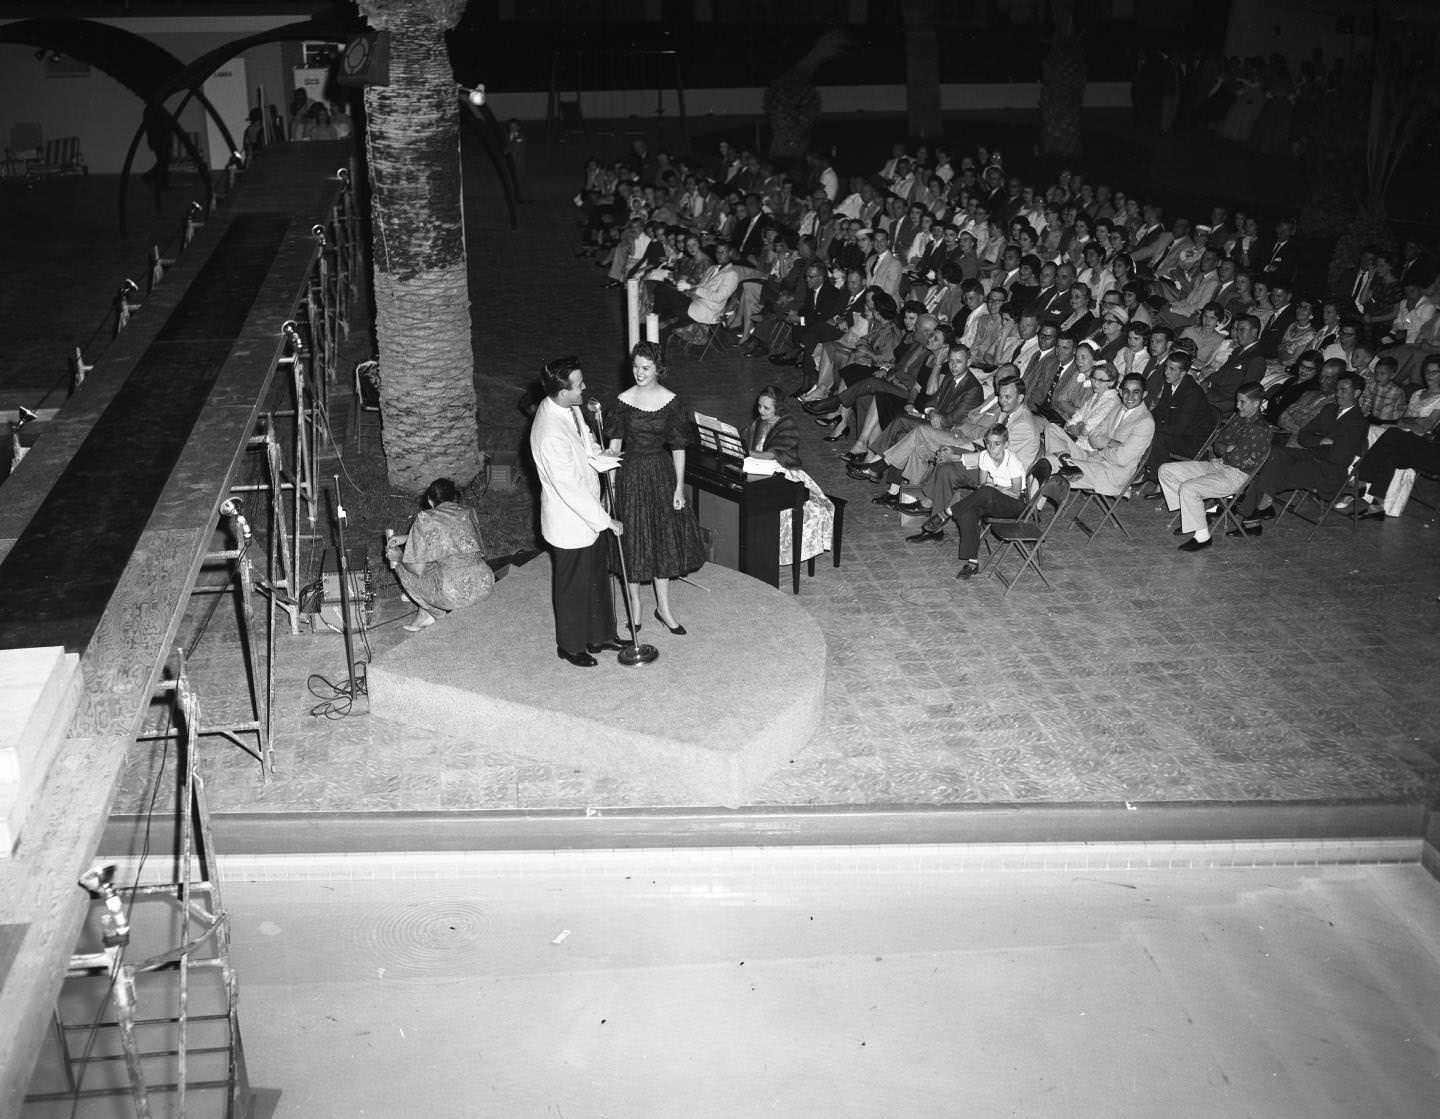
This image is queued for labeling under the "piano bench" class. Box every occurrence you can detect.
[806,494,846,578]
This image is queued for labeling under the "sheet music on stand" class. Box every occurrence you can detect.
[694,412,745,461]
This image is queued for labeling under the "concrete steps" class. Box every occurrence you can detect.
[0,646,83,854]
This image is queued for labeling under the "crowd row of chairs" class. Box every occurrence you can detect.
[957,428,1434,595]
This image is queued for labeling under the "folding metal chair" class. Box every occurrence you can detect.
[1164,449,1270,541]
[1068,486,1131,539]
[1276,456,1362,530]
[979,475,1071,594]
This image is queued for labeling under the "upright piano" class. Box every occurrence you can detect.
[684,441,809,593]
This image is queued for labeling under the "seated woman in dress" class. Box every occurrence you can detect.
[741,386,835,568]
[384,478,495,632]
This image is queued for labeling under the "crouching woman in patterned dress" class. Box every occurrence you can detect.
[385,478,495,632]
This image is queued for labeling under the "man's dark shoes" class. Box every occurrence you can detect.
[557,647,599,667]
[906,518,946,543]
[847,461,885,482]
[871,491,900,508]
[586,636,634,653]
[802,396,840,415]
[1177,537,1212,552]
[1227,521,1263,538]
[955,561,979,580]
[769,352,800,367]
[1251,505,1277,521]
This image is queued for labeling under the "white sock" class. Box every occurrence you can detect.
[1192,528,1211,544]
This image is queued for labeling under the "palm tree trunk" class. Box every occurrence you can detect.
[1039,0,1086,160]
[359,0,481,492]
[903,0,942,141]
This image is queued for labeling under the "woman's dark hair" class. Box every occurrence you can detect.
[631,340,667,379]
[424,478,460,507]
[540,355,581,397]
[756,384,787,416]
[870,290,899,321]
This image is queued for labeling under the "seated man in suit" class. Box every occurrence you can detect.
[1139,351,1213,496]
[1275,358,1341,437]
[650,242,740,334]
[1231,372,1369,536]
[1050,372,1155,497]
[1160,381,1273,551]
[844,341,981,481]
[1200,313,1266,415]
[900,374,1043,527]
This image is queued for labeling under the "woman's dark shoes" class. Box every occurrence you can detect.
[586,635,634,653]
[814,414,840,426]
[557,647,599,667]
[822,432,847,442]
[1057,464,1085,480]
[653,610,687,635]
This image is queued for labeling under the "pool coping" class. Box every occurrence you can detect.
[104,797,1436,858]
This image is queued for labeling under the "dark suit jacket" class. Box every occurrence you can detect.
[1262,239,1297,283]
[802,281,847,327]
[1258,302,1298,358]
[1035,285,1070,322]
[1151,374,1212,457]
[1206,341,1267,413]
[933,370,985,427]
[831,241,867,276]
[1297,403,1369,492]
[1230,236,1266,272]
[735,214,772,260]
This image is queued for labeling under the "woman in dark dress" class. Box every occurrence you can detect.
[604,341,707,634]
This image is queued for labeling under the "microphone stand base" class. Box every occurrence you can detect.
[618,643,659,666]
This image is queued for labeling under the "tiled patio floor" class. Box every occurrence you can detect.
[27,144,1436,814]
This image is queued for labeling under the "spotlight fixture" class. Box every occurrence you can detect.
[458,84,486,107]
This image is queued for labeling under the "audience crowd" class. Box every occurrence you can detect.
[572,130,1440,568]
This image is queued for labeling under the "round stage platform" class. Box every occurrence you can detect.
[367,556,827,807]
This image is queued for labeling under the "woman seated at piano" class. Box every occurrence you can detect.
[741,385,835,566]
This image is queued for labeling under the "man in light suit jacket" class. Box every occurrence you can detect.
[867,228,903,304]
[530,358,627,667]
[1055,373,1156,495]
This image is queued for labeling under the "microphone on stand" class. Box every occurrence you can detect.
[585,398,657,666]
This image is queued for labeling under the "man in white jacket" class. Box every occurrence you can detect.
[530,357,627,667]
